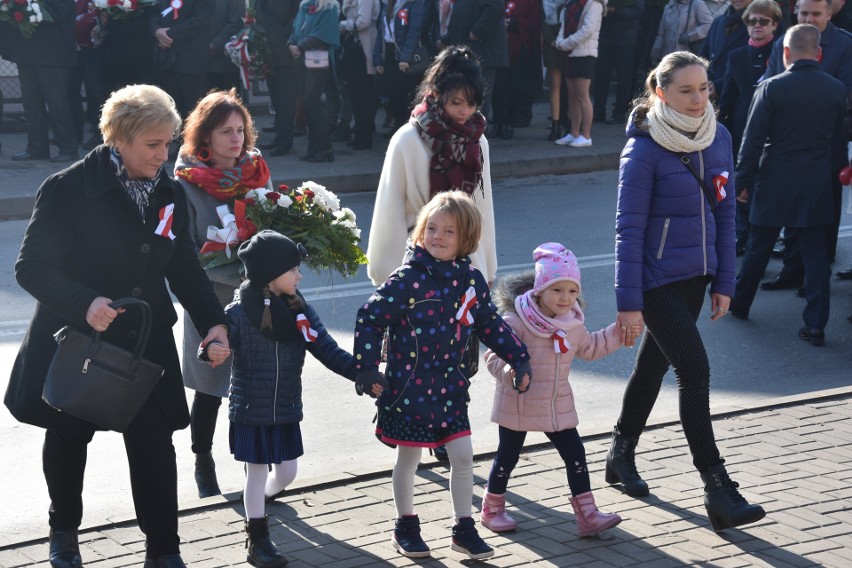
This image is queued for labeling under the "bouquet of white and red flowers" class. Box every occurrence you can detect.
[199,181,367,279]
[92,0,157,21]
[0,0,52,39]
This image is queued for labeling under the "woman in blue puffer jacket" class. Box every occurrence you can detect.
[605,51,765,533]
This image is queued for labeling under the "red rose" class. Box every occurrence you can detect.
[303,189,314,199]
[14,0,27,6]
[266,191,280,204]
[278,184,289,191]
[14,11,24,21]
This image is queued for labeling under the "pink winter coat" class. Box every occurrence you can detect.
[484,273,621,433]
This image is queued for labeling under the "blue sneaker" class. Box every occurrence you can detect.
[391,515,430,558]
[451,517,494,559]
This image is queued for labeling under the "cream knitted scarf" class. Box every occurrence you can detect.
[647,100,717,153]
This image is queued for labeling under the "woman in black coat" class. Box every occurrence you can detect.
[4,85,230,568]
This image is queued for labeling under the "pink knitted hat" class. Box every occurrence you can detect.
[533,242,581,295]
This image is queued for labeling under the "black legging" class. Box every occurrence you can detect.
[616,276,723,473]
[190,391,221,455]
[487,426,591,497]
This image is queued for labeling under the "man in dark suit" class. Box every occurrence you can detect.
[256,0,300,156]
[730,24,847,345]
[760,0,852,289]
[7,0,78,163]
[151,0,214,119]
[701,0,755,98]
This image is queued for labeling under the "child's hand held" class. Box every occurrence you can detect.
[512,361,532,393]
[355,371,389,398]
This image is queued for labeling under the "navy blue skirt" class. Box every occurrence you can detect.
[229,422,304,464]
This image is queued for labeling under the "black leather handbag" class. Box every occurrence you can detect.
[42,298,164,432]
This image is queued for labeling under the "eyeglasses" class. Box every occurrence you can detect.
[746,17,773,26]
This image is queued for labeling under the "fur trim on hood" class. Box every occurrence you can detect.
[492,271,587,316]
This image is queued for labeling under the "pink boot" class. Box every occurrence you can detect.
[570,491,622,538]
[479,491,517,533]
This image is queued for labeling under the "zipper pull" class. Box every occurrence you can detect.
[82,358,91,374]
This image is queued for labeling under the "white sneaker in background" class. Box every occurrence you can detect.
[569,136,592,147]
[554,133,576,145]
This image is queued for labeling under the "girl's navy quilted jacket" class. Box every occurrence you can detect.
[227,299,357,426]
[354,246,529,429]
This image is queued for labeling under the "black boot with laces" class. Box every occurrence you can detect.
[605,428,650,497]
[701,464,766,531]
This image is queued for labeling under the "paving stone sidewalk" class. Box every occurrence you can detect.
[2,394,850,567]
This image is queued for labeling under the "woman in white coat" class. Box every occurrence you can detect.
[365,46,498,287]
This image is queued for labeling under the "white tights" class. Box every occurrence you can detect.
[243,460,298,519]
[392,436,474,520]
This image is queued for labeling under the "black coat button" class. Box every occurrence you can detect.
[128,330,138,340]
[140,243,151,254]
[131,287,142,297]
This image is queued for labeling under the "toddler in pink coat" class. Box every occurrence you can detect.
[482,242,632,538]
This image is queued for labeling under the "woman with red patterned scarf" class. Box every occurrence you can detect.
[174,88,273,499]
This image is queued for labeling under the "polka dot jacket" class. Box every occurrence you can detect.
[354,246,530,430]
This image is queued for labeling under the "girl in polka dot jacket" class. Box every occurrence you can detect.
[353,191,531,561]
[480,242,628,539]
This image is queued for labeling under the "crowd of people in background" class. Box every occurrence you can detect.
[3,0,850,160]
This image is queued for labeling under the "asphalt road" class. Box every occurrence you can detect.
[1,170,850,546]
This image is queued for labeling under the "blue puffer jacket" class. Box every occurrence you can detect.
[615,115,736,312]
[227,299,357,426]
[354,246,529,429]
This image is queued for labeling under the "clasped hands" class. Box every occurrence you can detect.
[616,311,645,347]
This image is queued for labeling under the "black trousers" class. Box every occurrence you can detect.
[265,65,299,152]
[732,224,831,330]
[295,65,332,155]
[159,72,207,119]
[343,69,377,146]
[43,396,180,557]
[190,391,222,455]
[18,64,77,156]
[593,43,636,119]
[488,426,590,496]
[616,276,723,473]
[382,43,420,129]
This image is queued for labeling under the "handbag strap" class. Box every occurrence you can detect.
[94,298,153,361]
[679,153,717,213]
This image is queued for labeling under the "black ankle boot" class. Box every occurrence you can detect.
[392,514,431,558]
[605,428,650,497]
[194,452,221,498]
[143,554,186,567]
[547,120,562,141]
[48,529,82,568]
[701,464,766,531]
[246,517,288,567]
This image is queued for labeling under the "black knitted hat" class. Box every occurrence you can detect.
[237,230,305,286]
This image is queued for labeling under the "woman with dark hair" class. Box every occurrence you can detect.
[174,88,272,498]
[606,51,765,532]
[5,84,230,568]
[365,45,497,287]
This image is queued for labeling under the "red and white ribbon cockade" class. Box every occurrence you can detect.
[296,314,318,342]
[399,8,408,25]
[155,203,176,240]
[160,0,182,19]
[551,330,571,353]
[505,2,516,16]
[713,171,729,203]
[455,286,478,326]
[199,200,257,258]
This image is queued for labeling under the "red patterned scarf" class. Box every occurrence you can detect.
[562,0,589,37]
[410,94,486,197]
[174,150,271,202]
